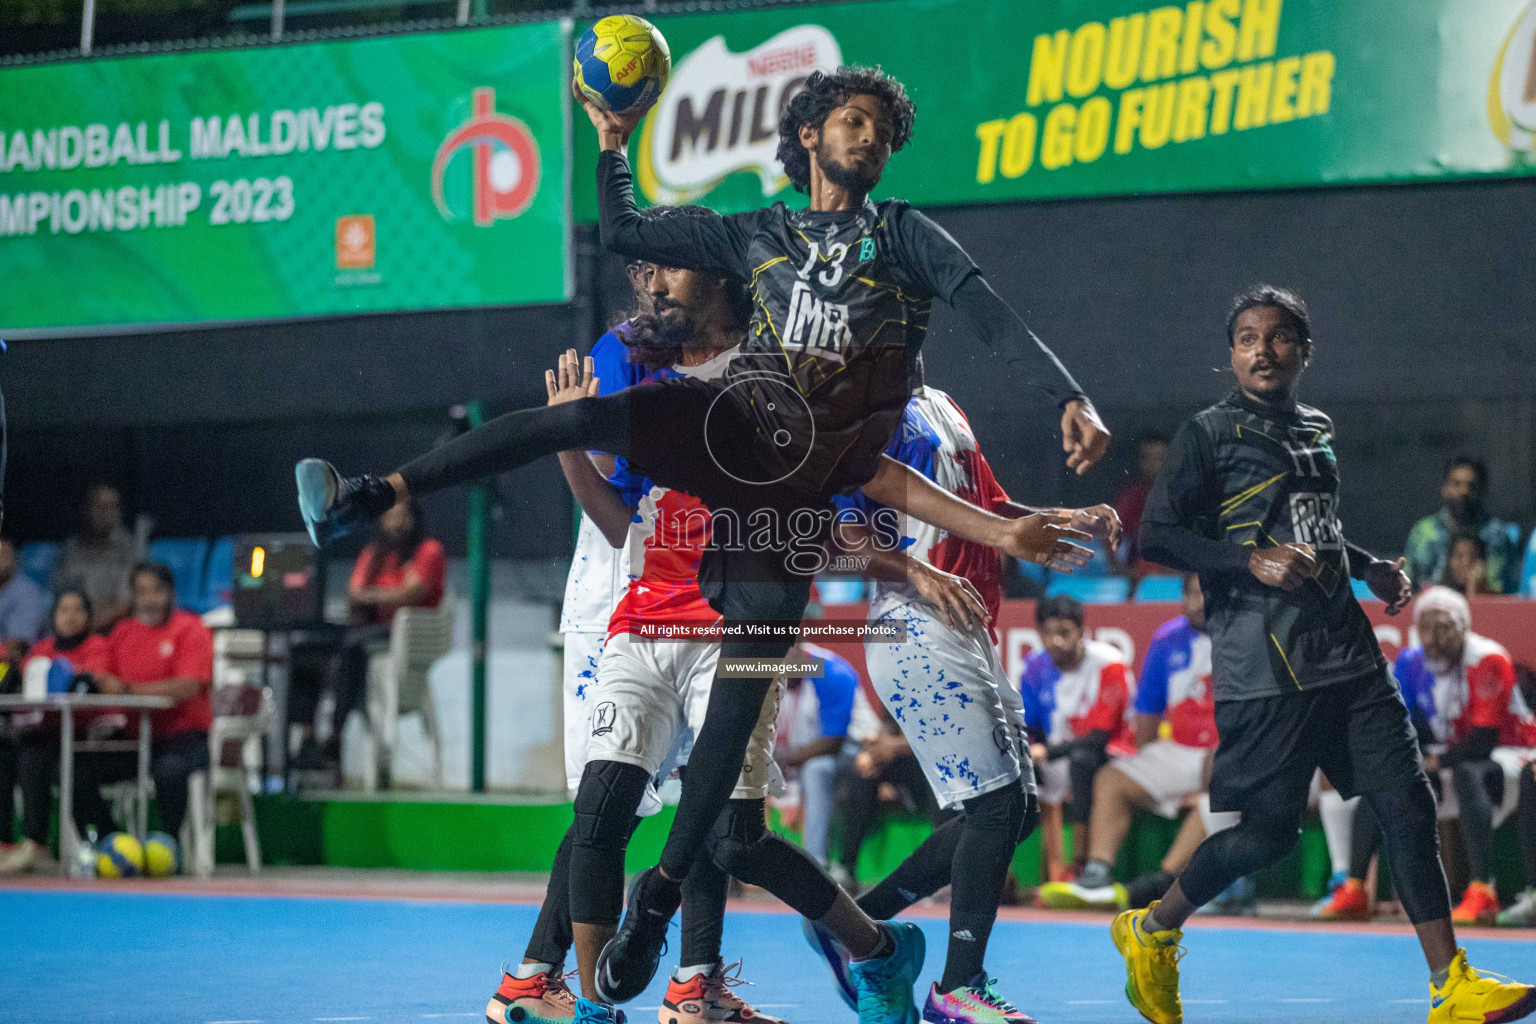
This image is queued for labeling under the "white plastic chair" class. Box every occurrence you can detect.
[182,684,274,877]
[360,596,455,791]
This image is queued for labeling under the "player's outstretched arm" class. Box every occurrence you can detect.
[863,455,1094,571]
[547,350,635,548]
[946,275,1111,474]
[831,518,987,632]
[579,82,752,275]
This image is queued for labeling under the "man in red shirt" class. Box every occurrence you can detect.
[73,562,213,840]
[291,497,446,772]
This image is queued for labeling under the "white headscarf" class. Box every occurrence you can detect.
[1413,585,1471,636]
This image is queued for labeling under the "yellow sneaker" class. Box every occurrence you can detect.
[1428,949,1536,1024]
[1110,902,1184,1024]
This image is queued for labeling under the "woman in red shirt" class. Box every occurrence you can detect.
[71,562,213,843]
[0,589,110,873]
[291,498,445,772]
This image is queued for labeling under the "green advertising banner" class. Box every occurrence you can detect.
[0,24,569,335]
[575,0,1536,219]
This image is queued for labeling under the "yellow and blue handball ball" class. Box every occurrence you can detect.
[574,15,671,115]
[143,831,181,878]
[95,832,145,879]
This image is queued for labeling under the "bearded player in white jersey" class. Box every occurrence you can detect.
[806,357,1121,1024]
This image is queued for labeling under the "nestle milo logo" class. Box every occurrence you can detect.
[1491,0,1536,151]
[637,25,842,204]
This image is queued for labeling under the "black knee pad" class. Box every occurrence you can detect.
[572,760,651,849]
[707,799,838,919]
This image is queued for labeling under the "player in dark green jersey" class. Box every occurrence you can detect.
[296,67,1113,1024]
[1111,285,1533,1024]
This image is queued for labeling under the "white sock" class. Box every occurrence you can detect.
[514,961,555,980]
[1198,794,1240,835]
[1316,790,1359,875]
[672,962,716,983]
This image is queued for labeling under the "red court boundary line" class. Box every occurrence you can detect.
[4,876,1533,943]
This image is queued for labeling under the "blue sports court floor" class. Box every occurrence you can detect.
[5,884,1534,1024]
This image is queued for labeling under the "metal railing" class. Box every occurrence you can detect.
[3,0,861,65]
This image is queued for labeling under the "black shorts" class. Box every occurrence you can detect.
[1208,667,1424,814]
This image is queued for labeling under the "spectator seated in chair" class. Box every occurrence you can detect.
[72,562,213,846]
[52,483,138,633]
[1404,456,1522,595]
[1445,533,1493,599]
[772,641,878,869]
[831,714,951,891]
[0,588,110,874]
[0,537,49,657]
[1108,432,1170,575]
[289,497,444,773]
[1018,594,1133,882]
[1037,574,1236,911]
[1320,586,1536,924]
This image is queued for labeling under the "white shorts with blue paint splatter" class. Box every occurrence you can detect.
[865,595,1035,811]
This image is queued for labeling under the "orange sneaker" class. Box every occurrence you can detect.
[659,961,786,1024]
[1452,881,1501,926]
[1320,878,1370,921]
[486,966,578,1024]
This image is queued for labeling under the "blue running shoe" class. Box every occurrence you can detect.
[801,917,856,1010]
[574,998,625,1024]
[848,923,925,1024]
[1309,870,1347,917]
[295,458,396,548]
[1196,874,1256,917]
[595,868,676,1005]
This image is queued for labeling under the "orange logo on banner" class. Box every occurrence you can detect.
[335,215,375,269]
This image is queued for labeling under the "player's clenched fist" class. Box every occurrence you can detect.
[1249,542,1316,591]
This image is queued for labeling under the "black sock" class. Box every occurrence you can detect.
[678,788,730,969]
[937,783,1031,994]
[1125,870,1174,910]
[525,826,575,966]
[640,864,684,916]
[857,816,966,921]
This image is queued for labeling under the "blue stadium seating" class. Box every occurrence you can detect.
[1522,530,1536,598]
[1133,575,1183,602]
[1045,576,1131,603]
[203,536,237,612]
[18,542,60,590]
[148,537,210,612]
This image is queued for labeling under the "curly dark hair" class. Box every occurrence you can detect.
[777,66,916,194]
[621,205,752,372]
[1225,284,1311,346]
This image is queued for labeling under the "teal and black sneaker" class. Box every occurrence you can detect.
[294,458,396,547]
[801,918,856,1010]
[847,922,925,1024]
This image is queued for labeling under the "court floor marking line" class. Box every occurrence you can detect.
[7,883,1535,945]
[1280,998,1333,1002]
[315,1017,371,1021]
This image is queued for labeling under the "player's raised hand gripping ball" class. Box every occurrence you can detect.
[574,15,671,116]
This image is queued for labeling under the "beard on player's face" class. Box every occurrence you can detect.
[815,138,882,193]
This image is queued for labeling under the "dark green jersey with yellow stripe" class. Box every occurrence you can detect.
[1141,390,1384,701]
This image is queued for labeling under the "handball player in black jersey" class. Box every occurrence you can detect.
[296,67,1112,1023]
[1110,287,1533,1024]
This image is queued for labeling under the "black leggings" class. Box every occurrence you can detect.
[1521,764,1536,888]
[1182,771,1450,925]
[857,779,1037,990]
[394,370,822,895]
[1450,759,1505,884]
[0,730,56,845]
